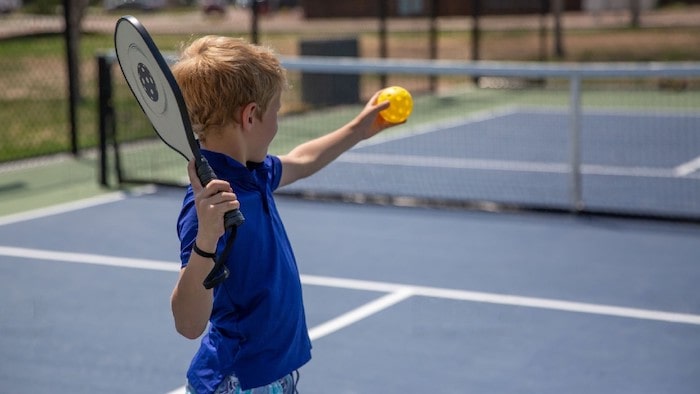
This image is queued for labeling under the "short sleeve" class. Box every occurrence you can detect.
[177,186,198,268]
[267,155,283,191]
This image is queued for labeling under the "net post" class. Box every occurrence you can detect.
[569,74,583,212]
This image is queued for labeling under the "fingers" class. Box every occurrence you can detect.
[195,184,240,241]
[198,180,238,212]
[187,160,203,191]
[369,91,390,111]
[188,159,234,199]
[375,100,391,113]
[188,160,240,237]
[357,91,390,130]
[202,190,240,212]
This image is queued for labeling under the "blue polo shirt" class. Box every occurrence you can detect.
[177,151,312,393]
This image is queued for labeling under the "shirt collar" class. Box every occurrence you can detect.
[201,150,269,189]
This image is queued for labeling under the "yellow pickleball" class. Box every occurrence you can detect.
[377,86,413,123]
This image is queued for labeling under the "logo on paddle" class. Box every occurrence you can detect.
[137,62,158,102]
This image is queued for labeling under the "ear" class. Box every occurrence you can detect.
[240,102,256,131]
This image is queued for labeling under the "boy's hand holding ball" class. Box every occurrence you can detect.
[377,86,413,123]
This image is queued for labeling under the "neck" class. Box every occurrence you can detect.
[201,124,248,164]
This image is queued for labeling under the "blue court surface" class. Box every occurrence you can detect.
[282,108,700,219]
[1,186,699,393]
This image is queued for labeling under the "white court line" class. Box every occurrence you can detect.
[165,289,415,394]
[341,152,568,173]
[166,385,186,394]
[301,274,700,325]
[0,192,128,227]
[0,185,156,227]
[307,288,414,341]
[0,246,179,272]
[3,246,699,394]
[354,106,520,149]
[674,155,700,177]
[339,152,686,179]
[2,246,699,326]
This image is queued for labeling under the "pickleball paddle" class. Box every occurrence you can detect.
[114,15,244,289]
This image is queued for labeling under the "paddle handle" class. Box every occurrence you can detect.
[195,156,246,229]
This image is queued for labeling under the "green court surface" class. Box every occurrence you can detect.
[0,155,109,217]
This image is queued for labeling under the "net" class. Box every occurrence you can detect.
[98,54,700,221]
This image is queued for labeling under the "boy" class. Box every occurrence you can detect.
[169,35,401,394]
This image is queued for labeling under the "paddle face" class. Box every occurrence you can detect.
[114,16,245,289]
[114,15,198,161]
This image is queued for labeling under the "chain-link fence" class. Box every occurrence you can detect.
[1,19,72,162]
[3,4,700,172]
[1,10,106,162]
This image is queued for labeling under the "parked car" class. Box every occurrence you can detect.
[103,0,166,11]
[200,0,227,14]
[0,0,21,14]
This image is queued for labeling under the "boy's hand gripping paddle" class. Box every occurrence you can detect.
[114,15,244,289]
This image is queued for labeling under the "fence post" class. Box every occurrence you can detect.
[98,54,114,188]
[378,0,388,88]
[64,0,81,156]
[429,0,439,92]
[250,0,260,44]
[569,74,583,212]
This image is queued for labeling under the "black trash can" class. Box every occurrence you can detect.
[299,38,360,107]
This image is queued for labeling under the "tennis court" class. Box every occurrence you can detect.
[102,56,700,221]
[1,186,700,393]
[1,54,698,393]
[282,106,700,219]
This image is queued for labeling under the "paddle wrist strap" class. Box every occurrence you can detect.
[192,243,216,259]
[203,228,237,289]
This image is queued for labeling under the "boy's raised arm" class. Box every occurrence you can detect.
[279,91,399,187]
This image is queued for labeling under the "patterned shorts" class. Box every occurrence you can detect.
[187,371,299,394]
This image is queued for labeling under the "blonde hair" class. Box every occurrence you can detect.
[171,36,287,141]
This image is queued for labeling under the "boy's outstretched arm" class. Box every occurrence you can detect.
[279,90,399,187]
[171,161,240,339]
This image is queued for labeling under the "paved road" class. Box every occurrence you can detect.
[1,5,699,39]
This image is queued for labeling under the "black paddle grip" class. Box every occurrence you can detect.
[195,156,245,229]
